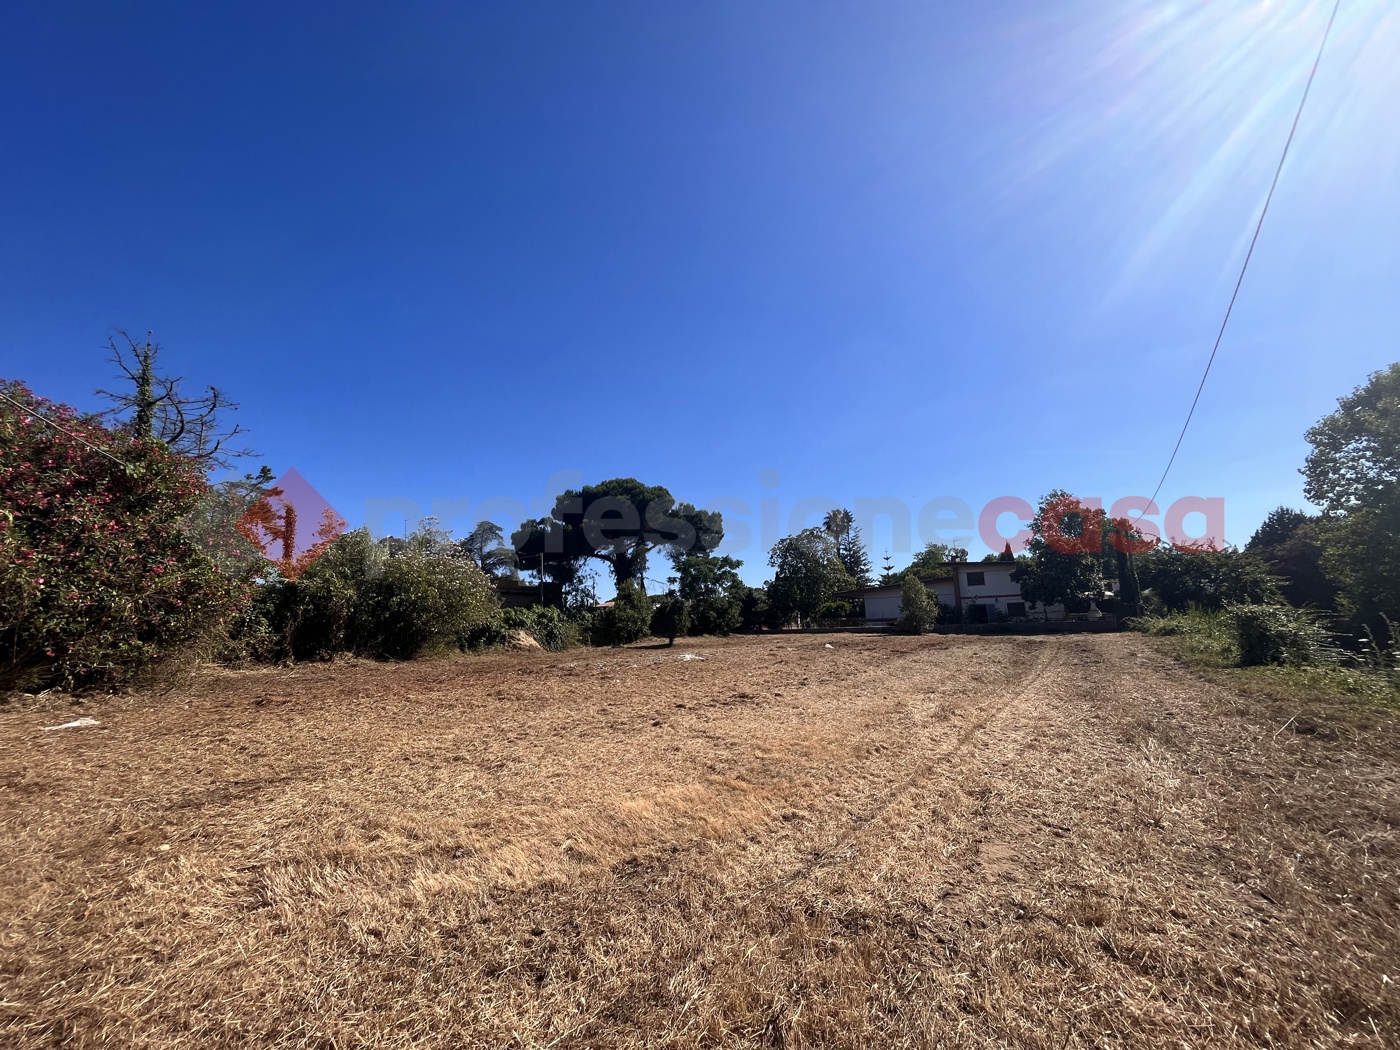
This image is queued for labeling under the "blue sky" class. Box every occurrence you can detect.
[3,0,1396,587]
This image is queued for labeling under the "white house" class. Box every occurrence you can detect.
[840,561,1066,625]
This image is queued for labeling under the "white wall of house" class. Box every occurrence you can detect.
[860,563,1065,623]
[865,591,903,621]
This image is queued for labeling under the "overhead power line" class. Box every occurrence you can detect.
[0,389,130,466]
[1135,0,1343,522]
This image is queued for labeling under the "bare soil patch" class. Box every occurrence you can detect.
[2,633,1398,1048]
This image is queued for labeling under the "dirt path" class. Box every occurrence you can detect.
[2,634,1397,1048]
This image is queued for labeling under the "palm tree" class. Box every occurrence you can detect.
[823,508,854,546]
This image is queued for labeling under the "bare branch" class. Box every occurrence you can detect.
[94,331,256,470]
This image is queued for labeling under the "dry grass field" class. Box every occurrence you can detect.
[3,633,1398,1048]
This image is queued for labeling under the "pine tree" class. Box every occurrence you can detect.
[879,551,900,586]
[837,526,874,587]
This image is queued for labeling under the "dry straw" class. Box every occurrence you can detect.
[2,634,1397,1047]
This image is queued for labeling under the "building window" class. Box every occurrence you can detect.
[966,571,985,587]
[1007,601,1026,618]
[968,604,990,623]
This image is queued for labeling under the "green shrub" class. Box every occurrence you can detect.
[650,594,690,645]
[255,527,498,661]
[1130,605,1225,637]
[502,606,576,651]
[1128,607,1239,666]
[462,615,509,651]
[1132,605,1340,670]
[356,549,496,659]
[896,576,939,635]
[1230,603,1339,668]
[594,580,651,646]
[273,529,370,659]
[738,587,774,631]
[1362,618,1400,685]
[463,603,587,653]
[1135,544,1281,612]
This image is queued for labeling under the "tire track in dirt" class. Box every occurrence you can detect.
[742,639,1066,896]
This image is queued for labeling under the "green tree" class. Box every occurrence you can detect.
[896,575,939,634]
[1302,363,1400,632]
[878,551,900,585]
[1011,491,1106,611]
[513,478,722,591]
[1313,506,1400,632]
[823,508,872,585]
[649,592,690,646]
[1134,544,1280,612]
[822,508,854,545]
[1245,507,1336,611]
[1247,506,1309,551]
[596,579,652,646]
[766,528,853,627]
[674,550,746,635]
[456,520,518,577]
[838,528,874,587]
[510,516,589,607]
[738,586,774,631]
[908,542,968,578]
[1303,363,1400,513]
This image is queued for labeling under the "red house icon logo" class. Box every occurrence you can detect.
[237,468,346,579]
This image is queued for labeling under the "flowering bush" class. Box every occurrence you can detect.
[0,381,241,690]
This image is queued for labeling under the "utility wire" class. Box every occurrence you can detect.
[0,389,130,466]
[1135,0,1342,522]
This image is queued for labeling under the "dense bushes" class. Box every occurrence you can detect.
[1,382,243,690]
[650,594,690,645]
[1130,607,1239,666]
[1130,605,1400,706]
[674,551,745,636]
[510,607,575,651]
[250,527,499,661]
[1133,604,1341,669]
[592,579,651,646]
[360,547,497,658]
[1135,544,1280,612]
[1230,604,1339,667]
[467,607,578,652]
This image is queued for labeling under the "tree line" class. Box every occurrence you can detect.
[3,335,1397,689]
